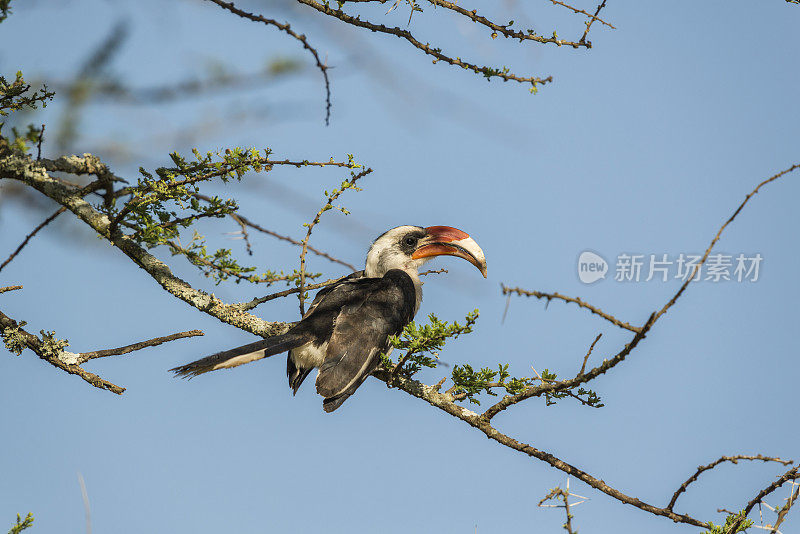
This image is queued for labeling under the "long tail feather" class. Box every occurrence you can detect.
[170,332,307,379]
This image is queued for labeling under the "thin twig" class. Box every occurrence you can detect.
[654,163,800,323]
[579,0,608,44]
[391,350,415,379]
[36,123,45,161]
[77,330,204,364]
[0,207,66,273]
[297,167,372,315]
[206,0,332,124]
[229,213,253,256]
[502,285,640,333]
[0,285,23,294]
[549,0,615,29]
[579,333,602,376]
[220,205,356,270]
[237,275,350,311]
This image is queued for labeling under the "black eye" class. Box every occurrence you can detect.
[404,236,417,247]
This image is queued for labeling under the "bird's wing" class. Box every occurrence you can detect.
[303,270,365,318]
[312,270,416,412]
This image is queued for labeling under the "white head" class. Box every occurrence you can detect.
[364,225,487,279]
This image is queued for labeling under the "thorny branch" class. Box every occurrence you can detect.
[501,286,641,333]
[769,481,800,534]
[294,0,554,89]
[727,466,800,534]
[668,455,794,511]
[538,480,586,534]
[421,0,590,48]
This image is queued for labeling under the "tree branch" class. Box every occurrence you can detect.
[549,0,615,29]
[373,369,706,527]
[0,152,292,338]
[481,312,656,420]
[0,307,125,394]
[294,0,555,88]
[769,481,800,534]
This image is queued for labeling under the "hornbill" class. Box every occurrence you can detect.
[170,225,487,412]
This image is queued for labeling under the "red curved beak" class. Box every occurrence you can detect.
[411,226,487,278]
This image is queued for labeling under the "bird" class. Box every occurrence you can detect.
[170,225,487,412]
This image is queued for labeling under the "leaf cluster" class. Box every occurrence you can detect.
[450,362,536,405]
[0,72,53,154]
[381,310,479,376]
[110,148,276,283]
[115,148,259,246]
[0,72,54,117]
[8,513,34,534]
[701,511,753,534]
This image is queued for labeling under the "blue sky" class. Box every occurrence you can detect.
[1,1,798,532]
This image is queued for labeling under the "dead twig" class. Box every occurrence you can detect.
[77,329,204,364]
[579,333,602,376]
